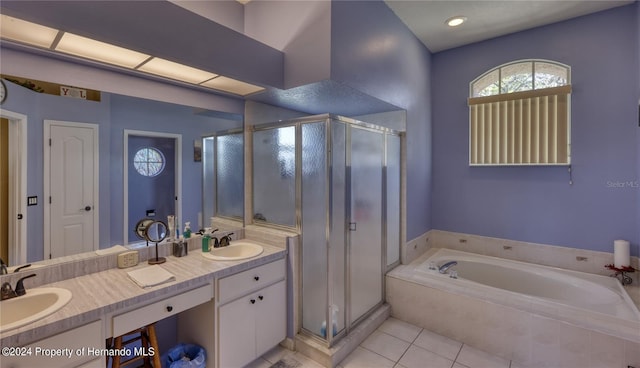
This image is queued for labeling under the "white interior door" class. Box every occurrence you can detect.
[46,121,98,259]
[0,109,27,266]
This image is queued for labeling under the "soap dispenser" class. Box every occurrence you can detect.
[184,222,192,239]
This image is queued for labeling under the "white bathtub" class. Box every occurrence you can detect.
[386,248,640,365]
[416,248,640,321]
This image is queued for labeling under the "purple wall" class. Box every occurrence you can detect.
[432,5,639,255]
[330,1,433,240]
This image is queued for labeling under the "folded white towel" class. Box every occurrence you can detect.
[127,265,176,288]
[95,245,128,255]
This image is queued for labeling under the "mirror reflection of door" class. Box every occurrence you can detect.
[46,121,98,259]
[1,118,8,262]
[127,135,176,242]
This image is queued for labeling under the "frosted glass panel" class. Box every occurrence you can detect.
[202,137,215,222]
[386,134,400,266]
[216,133,243,218]
[301,122,328,338]
[349,127,383,324]
[253,127,296,227]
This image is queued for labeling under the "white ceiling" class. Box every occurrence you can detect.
[384,0,634,53]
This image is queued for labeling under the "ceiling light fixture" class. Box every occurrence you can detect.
[55,33,151,68]
[136,57,218,84]
[0,14,263,96]
[446,16,467,27]
[200,76,264,96]
[0,14,59,48]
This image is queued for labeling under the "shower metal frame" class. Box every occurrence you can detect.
[250,114,404,348]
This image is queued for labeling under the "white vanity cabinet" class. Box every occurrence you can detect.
[1,320,103,368]
[218,280,286,368]
[177,258,286,368]
[217,258,286,368]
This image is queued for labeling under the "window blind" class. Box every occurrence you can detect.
[468,85,571,165]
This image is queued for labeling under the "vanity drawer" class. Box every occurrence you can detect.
[112,283,213,337]
[217,259,285,304]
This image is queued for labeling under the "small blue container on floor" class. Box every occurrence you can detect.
[161,343,206,368]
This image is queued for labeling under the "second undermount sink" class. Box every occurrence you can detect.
[201,242,264,261]
[0,287,72,333]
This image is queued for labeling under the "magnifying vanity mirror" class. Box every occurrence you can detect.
[134,219,155,241]
[144,220,168,265]
[145,221,168,244]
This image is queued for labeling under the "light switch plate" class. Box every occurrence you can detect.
[117,251,139,268]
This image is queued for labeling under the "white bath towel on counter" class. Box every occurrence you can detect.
[127,265,176,288]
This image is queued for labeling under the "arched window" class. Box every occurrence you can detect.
[471,60,570,97]
[468,59,571,166]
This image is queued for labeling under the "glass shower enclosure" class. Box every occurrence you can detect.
[252,114,402,347]
[202,130,244,222]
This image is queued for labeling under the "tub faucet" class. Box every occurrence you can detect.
[438,261,457,274]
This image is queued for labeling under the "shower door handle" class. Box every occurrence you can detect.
[349,222,357,231]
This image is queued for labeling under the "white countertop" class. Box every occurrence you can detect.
[1,241,286,347]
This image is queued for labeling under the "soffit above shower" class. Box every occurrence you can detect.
[247,79,403,117]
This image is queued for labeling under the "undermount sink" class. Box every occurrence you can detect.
[0,287,72,333]
[201,242,264,261]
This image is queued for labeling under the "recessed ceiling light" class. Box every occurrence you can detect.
[446,16,467,27]
[0,14,59,48]
[56,32,151,68]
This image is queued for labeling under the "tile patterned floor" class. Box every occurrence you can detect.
[250,317,515,368]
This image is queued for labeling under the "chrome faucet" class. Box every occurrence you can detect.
[438,261,458,274]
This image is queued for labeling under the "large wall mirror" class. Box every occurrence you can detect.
[0,72,244,266]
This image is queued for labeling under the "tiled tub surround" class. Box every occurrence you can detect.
[419,230,640,307]
[0,238,285,348]
[428,230,640,280]
[387,248,640,367]
[423,248,640,322]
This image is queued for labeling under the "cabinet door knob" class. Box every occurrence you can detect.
[254,276,260,281]
[258,295,264,301]
[250,299,256,304]
[166,305,173,312]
